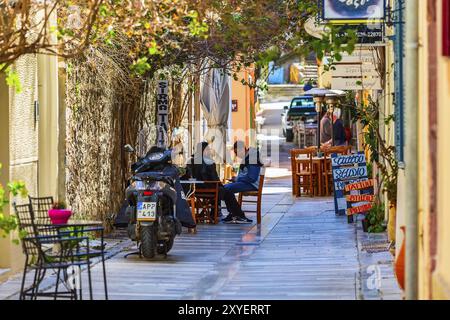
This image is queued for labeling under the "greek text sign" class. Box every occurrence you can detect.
[157,80,169,147]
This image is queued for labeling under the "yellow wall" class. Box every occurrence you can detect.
[231,69,256,147]
[432,0,450,300]
[0,74,11,273]
[37,54,60,199]
[413,0,450,300]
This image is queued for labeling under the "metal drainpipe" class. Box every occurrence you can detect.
[404,0,419,300]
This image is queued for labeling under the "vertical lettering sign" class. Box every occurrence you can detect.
[157,80,169,147]
[331,152,370,222]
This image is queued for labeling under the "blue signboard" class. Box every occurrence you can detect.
[331,152,370,222]
[322,0,386,21]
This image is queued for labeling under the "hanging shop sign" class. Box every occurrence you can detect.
[332,64,379,77]
[331,77,382,90]
[156,80,169,147]
[339,48,377,63]
[332,24,385,44]
[322,0,386,22]
[331,152,371,222]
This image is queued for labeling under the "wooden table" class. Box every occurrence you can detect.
[181,180,221,225]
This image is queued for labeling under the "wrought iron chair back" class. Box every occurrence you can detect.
[29,196,54,225]
[13,203,43,258]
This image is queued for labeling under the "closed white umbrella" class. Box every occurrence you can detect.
[200,67,230,164]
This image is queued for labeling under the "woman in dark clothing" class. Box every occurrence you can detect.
[332,109,347,146]
[186,142,250,223]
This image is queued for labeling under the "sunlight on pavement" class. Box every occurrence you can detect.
[265,167,292,179]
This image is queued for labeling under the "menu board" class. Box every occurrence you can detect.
[331,152,370,222]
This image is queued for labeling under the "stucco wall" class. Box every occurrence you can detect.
[231,69,256,147]
[0,74,11,271]
[1,54,40,275]
[434,0,450,299]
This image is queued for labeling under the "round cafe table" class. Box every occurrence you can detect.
[35,219,107,300]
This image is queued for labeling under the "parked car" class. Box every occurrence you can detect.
[281,96,317,142]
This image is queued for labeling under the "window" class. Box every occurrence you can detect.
[444,0,450,56]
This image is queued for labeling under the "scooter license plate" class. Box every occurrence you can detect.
[137,202,157,221]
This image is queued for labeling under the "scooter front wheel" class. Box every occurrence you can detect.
[141,226,157,259]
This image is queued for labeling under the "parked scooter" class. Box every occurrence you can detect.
[124,144,182,258]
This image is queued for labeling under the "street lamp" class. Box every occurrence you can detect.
[304,88,345,153]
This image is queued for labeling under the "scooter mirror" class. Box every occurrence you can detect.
[124,144,135,153]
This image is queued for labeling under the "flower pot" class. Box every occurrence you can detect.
[362,219,369,232]
[48,209,72,225]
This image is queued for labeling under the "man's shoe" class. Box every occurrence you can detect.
[222,214,234,223]
[234,216,253,224]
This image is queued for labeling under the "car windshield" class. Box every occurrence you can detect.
[291,98,314,109]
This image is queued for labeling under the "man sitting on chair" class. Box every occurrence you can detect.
[222,141,263,224]
[186,142,251,223]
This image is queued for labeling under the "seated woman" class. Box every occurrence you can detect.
[186,142,252,224]
[222,141,263,224]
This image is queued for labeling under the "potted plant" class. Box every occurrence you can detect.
[48,201,72,225]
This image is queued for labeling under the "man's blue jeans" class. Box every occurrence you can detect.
[224,182,257,194]
[221,182,257,218]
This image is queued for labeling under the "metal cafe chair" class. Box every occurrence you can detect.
[28,196,53,225]
[13,203,93,300]
[28,196,109,299]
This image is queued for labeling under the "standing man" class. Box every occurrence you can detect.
[222,141,263,224]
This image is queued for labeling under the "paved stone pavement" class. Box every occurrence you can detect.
[0,176,402,300]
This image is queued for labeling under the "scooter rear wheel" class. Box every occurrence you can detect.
[157,237,174,255]
[141,226,157,259]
